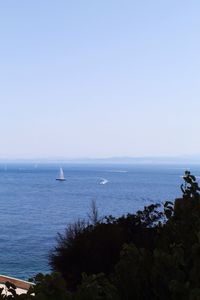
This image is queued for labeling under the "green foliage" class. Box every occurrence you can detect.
[164,201,174,219]
[31,273,71,300]
[181,170,200,198]
[50,203,163,290]
[75,273,119,300]
[114,244,153,300]
[135,203,163,227]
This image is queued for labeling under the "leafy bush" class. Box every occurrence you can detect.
[49,203,163,290]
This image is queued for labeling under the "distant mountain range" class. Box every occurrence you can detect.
[64,156,200,164]
[1,155,200,164]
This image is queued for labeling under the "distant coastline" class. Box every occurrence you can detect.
[0,155,200,165]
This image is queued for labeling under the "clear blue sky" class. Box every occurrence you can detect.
[0,1,200,159]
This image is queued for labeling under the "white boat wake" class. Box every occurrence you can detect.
[99,178,109,185]
[107,170,128,173]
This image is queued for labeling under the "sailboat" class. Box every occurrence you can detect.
[56,167,66,181]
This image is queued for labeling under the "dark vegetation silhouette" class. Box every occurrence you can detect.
[2,171,200,299]
[49,202,162,290]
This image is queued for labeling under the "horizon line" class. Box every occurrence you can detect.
[0,155,200,162]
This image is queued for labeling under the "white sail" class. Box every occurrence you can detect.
[56,167,66,181]
[59,168,65,179]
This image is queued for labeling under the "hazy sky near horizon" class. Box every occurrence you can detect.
[1,1,200,159]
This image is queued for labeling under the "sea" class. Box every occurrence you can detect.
[0,163,199,280]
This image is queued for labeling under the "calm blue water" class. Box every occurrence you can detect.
[0,163,199,280]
